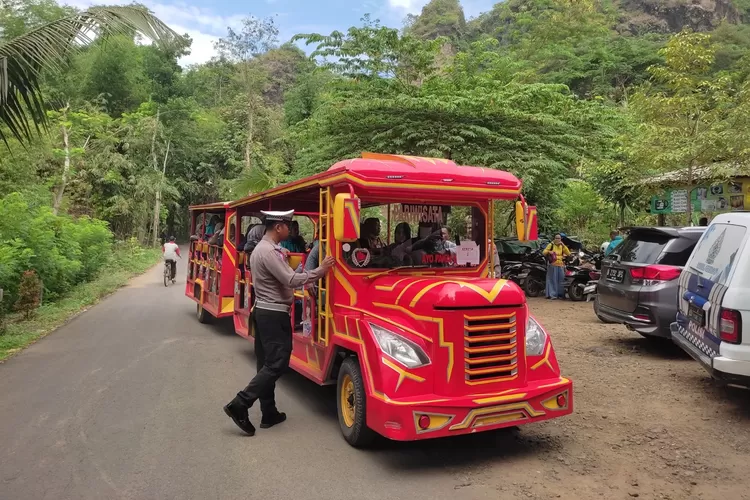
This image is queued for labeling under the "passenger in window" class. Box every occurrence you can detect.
[208,221,225,246]
[439,227,457,255]
[244,224,265,255]
[359,218,384,250]
[281,220,306,253]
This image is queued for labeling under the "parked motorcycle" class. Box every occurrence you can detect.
[517,251,547,297]
[583,270,601,302]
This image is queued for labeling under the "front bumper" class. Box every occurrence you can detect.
[671,322,750,388]
[367,378,573,441]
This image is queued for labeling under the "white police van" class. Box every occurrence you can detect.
[671,212,750,387]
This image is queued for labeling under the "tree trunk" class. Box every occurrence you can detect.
[151,139,170,247]
[52,104,71,216]
[245,102,254,170]
[686,160,694,226]
[619,201,626,228]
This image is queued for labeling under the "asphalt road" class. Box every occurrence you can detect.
[0,261,542,500]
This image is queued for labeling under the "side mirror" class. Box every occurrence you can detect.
[333,193,361,242]
[515,200,538,242]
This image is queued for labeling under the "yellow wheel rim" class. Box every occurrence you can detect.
[340,374,355,428]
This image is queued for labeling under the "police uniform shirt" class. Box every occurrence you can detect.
[249,235,326,305]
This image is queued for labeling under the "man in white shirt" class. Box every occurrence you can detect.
[162,236,181,282]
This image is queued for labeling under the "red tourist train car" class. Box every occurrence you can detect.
[187,153,572,447]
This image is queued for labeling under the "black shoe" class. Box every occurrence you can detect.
[224,401,256,436]
[260,412,287,429]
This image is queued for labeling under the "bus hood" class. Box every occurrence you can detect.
[364,275,529,396]
[368,276,526,310]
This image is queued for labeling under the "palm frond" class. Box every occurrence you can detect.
[0,6,180,146]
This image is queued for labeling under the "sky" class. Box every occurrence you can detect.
[63,0,497,66]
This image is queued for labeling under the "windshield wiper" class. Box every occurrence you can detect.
[364,265,430,281]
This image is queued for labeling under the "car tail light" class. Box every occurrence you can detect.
[720,309,742,344]
[629,265,681,282]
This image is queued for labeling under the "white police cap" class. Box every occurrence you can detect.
[261,210,294,222]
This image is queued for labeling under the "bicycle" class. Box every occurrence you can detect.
[163,260,177,287]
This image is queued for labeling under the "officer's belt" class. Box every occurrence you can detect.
[255,300,291,313]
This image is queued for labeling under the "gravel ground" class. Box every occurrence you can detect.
[470,297,750,500]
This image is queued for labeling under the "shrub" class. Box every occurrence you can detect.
[0,193,116,311]
[15,270,42,319]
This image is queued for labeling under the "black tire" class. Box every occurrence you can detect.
[336,357,376,448]
[569,282,585,301]
[197,302,212,324]
[524,278,543,298]
[163,265,169,287]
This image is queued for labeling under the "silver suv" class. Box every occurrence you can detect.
[594,227,705,340]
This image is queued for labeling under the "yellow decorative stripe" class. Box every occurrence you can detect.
[409,279,508,307]
[530,343,553,371]
[381,357,425,392]
[374,277,411,292]
[466,364,517,376]
[396,279,429,304]
[449,402,545,431]
[465,374,519,386]
[473,393,528,405]
[333,268,357,306]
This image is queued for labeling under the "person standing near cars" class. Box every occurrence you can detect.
[543,233,570,300]
[604,230,623,256]
[223,210,335,436]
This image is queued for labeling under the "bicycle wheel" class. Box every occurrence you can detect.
[163,264,169,287]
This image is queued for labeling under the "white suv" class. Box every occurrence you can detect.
[671,212,750,387]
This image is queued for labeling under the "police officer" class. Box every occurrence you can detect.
[224,210,334,436]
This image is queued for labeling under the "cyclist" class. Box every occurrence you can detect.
[162,236,181,282]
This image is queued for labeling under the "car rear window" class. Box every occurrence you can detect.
[657,235,700,266]
[687,223,746,286]
[612,231,672,264]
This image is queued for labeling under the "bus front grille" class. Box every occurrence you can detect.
[463,311,518,383]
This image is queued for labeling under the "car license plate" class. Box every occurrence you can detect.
[606,268,624,283]
[688,303,705,327]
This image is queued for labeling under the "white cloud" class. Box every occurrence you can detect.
[387,0,429,14]
[60,0,245,65]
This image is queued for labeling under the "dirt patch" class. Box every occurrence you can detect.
[474,297,750,500]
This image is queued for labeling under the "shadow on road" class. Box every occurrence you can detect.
[603,335,692,361]
[239,347,564,470]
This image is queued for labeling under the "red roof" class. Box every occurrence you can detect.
[229,153,522,209]
[330,153,522,192]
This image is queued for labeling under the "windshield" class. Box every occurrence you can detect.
[341,202,486,270]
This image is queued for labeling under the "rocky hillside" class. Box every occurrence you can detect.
[407,0,749,43]
[617,0,746,34]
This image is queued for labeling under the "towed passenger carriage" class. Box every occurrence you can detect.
[187,153,573,446]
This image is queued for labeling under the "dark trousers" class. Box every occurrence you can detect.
[235,308,292,415]
[166,259,177,280]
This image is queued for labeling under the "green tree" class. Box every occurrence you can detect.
[628,30,748,224]
[0,5,178,145]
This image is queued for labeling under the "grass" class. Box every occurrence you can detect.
[0,245,161,361]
